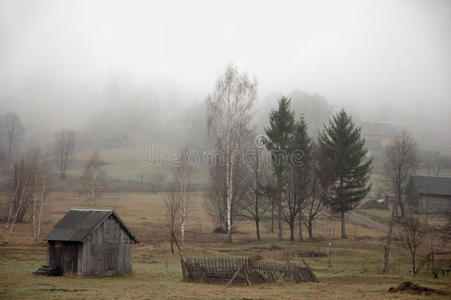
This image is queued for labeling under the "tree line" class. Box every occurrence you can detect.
[0,111,110,244]
[203,64,372,242]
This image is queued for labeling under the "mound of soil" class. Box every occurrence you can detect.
[388,281,445,295]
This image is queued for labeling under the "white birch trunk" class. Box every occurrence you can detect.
[180,173,187,246]
[37,181,45,238]
[225,130,234,242]
[32,174,37,241]
[4,183,26,244]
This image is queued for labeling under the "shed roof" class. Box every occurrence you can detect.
[44,209,139,243]
[410,176,451,197]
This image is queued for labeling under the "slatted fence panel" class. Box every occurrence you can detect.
[180,257,318,284]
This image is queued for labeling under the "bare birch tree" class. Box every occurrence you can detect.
[207,64,257,242]
[80,151,107,207]
[303,145,334,239]
[204,155,228,231]
[241,146,271,240]
[173,147,191,246]
[4,153,39,244]
[283,163,306,241]
[204,145,247,233]
[382,130,417,273]
[32,155,53,241]
[54,129,75,179]
[163,182,182,254]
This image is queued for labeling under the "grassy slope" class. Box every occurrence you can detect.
[65,146,208,186]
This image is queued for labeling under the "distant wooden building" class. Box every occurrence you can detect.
[43,209,139,276]
[407,176,451,214]
[361,121,399,147]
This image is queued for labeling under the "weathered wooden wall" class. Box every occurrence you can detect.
[418,195,451,214]
[47,241,81,275]
[78,215,133,276]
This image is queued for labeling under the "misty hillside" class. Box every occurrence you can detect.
[1,1,451,299]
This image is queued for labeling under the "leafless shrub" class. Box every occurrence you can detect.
[396,214,428,274]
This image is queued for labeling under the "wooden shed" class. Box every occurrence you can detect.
[407,176,451,214]
[43,209,139,276]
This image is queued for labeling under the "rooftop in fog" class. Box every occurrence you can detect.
[410,175,451,197]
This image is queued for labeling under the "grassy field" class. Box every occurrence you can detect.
[65,145,209,186]
[62,145,451,193]
[1,191,450,299]
[1,145,450,299]
[356,209,392,225]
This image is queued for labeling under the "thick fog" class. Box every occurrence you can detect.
[1,0,450,150]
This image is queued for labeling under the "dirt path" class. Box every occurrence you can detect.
[347,211,389,233]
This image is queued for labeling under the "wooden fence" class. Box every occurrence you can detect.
[180,256,318,286]
[417,251,451,278]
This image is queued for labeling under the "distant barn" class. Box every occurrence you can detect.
[361,121,399,147]
[43,209,139,276]
[407,176,451,214]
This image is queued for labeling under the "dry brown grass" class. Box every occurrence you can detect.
[0,191,450,299]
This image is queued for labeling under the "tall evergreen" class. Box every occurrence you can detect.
[318,109,372,238]
[287,116,311,241]
[291,117,310,155]
[264,97,295,241]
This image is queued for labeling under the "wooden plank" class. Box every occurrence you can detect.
[243,266,252,286]
[225,266,243,288]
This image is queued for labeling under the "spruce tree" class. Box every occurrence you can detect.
[288,117,312,241]
[264,97,295,241]
[318,109,372,238]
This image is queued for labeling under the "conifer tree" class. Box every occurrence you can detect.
[318,109,372,238]
[264,97,295,241]
[290,117,311,241]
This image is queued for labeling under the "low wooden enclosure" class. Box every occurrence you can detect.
[417,251,451,278]
[180,257,318,286]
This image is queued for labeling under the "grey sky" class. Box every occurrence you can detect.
[1,0,450,145]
